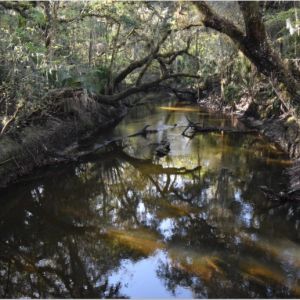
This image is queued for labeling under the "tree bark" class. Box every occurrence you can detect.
[107,23,121,94]
[194,1,300,106]
[88,29,93,66]
[98,73,201,104]
[44,2,52,52]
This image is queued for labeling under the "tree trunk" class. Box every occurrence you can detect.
[194,1,300,107]
[107,23,121,94]
[88,29,93,66]
[44,2,52,54]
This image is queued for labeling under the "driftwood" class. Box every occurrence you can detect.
[182,118,258,138]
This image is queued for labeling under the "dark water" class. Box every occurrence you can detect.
[0,100,299,298]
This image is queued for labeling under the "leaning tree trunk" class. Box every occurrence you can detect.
[194,1,300,108]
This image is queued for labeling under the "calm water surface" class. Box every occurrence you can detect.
[0,100,299,298]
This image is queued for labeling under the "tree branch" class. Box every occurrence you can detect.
[193,1,245,45]
[135,59,154,86]
[98,73,201,103]
[193,1,300,104]
[135,39,191,86]
[114,35,191,91]
[112,28,172,90]
[0,105,23,136]
[238,1,267,43]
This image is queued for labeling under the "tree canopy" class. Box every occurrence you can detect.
[0,1,299,135]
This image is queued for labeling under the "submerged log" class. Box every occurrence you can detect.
[182,118,258,138]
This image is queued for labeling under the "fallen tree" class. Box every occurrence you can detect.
[182,118,258,138]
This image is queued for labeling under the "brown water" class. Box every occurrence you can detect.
[0,100,299,298]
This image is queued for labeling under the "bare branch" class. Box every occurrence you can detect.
[0,105,23,136]
[112,28,172,90]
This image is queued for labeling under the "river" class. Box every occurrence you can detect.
[0,99,299,298]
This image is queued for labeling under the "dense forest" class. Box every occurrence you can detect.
[0,1,300,182]
[0,1,300,299]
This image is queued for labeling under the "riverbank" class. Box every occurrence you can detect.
[198,95,300,159]
[1,94,298,298]
[0,90,127,188]
[198,93,300,200]
[1,88,300,190]
[0,90,175,189]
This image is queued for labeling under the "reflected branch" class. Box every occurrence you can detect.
[116,148,201,176]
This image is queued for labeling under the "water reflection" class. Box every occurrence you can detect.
[0,101,299,298]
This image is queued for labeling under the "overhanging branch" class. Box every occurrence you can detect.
[112,28,172,90]
[98,73,201,103]
[193,1,245,45]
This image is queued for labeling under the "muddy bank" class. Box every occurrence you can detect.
[0,90,128,188]
[0,89,176,189]
[243,115,300,159]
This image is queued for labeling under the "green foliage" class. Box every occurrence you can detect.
[223,83,242,104]
[265,8,300,58]
[265,8,300,38]
[119,15,138,28]
[0,0,297,136]
[50,65,109,95]
[80,67,109,94]
[28,8,46,26]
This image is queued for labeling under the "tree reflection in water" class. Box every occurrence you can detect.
[0,123,299,298]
